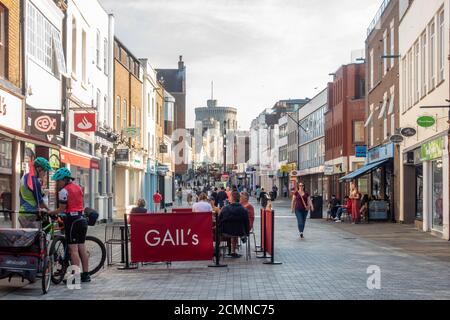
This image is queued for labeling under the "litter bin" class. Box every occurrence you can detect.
[310,196,323,219]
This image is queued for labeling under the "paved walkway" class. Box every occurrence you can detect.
[1,197,450,300]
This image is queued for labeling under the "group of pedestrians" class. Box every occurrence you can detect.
[326,182,369,224]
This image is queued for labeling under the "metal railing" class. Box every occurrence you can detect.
[367,0,392,37]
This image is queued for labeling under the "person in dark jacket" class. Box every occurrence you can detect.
[218,191,250,258]
[260,188,269,208]
[131,199,148,213]
[211,188,219,207]
[217,187,228,208]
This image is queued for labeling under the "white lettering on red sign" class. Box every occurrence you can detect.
[145,229,199,247]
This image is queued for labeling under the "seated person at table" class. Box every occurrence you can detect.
[131,198,148,214]
[217,191,250,258]
[360,194,369,223]
[328,195,340,220]
[240,191,254,232]
[192,193,213,213]
[335,196,351,222]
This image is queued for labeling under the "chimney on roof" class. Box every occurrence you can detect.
[178,55,184,70]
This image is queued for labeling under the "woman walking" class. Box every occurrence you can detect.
[291,182,314,239]
[349,181,361,224]
[176,188,183,206]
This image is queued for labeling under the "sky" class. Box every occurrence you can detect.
[100,0,381,130]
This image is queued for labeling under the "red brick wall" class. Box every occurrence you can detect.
[325,64,366,162]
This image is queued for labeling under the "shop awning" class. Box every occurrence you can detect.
[339,159,390,182]
[0,125,59,149]
[60,147,100,170]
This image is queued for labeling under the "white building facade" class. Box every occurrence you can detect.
[298,89,327,197]
[399,0,449,240]
[63,0,114,220]
[141,59,158,210]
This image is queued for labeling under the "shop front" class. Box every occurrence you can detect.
[340,144,395,221]
[145,159,157,210]
[323,160,346,203]
[114,148,145,217]
[1,138,63,230]
[419,137,447,236]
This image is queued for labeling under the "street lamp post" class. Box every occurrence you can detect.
[223,120,227,175]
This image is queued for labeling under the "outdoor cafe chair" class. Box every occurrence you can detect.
[104,221,130,266]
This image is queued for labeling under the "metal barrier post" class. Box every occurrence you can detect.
[118,213,138,270]
[208,211,227,268]
[256,208,267,259]
[263,209,282,265]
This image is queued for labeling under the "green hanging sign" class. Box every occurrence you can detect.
[417,116,436,128]
[421,137,444,161]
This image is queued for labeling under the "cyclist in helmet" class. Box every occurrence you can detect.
[19,157,52,228]
[48,167,90,283]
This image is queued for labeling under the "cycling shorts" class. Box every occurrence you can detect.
[64,213,88,245]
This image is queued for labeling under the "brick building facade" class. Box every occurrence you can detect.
[113,37,144,216]
[364,0,401,222]
[324,63,366,201]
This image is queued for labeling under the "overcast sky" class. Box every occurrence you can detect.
[100,0,381,130]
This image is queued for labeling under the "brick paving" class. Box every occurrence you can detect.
[1,197,450,300]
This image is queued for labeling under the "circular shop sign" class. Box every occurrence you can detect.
[390,134,404,144]
[400,127,417,137]
[417,116,436,128]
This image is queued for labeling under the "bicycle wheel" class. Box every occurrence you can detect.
[49,236,67,285]
[41,255,51,294]
[85,236,106,276]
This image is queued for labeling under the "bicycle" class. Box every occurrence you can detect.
[45,209,106,284]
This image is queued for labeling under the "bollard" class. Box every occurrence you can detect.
[118,213,138,270]
[256,208,268,259]
[208,211,227,268]
[254,208,263,253]
[263,210,282,265]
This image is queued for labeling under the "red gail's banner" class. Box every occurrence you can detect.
[130,213,213,263]
[261,209,273,256]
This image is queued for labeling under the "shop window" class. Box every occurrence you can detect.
[129,170,136,206]
[82,30,87,84]
[432,159,443,231]
[372,168,382,200]
[71,18,76,75]
[353,121,365,143]
[415,165,423,220]
[0,5,7,79]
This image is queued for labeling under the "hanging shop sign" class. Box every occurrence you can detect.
[123,126,140,138]
[74,113,96,132]
[417,116,436,128]
[355,146,367,158]
[389,134,404,144]
[421,137,444,161]
[115,149,130,162]
[0,88,23,131]
[49,149,60,170]
[159,144,168,154]
[400,127,417,137]
[29,111,61,136]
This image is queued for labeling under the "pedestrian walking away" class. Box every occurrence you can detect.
[153,191,163,212]
[176,188,183,206]
[260,188,269,209]
[291,182,314,239]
